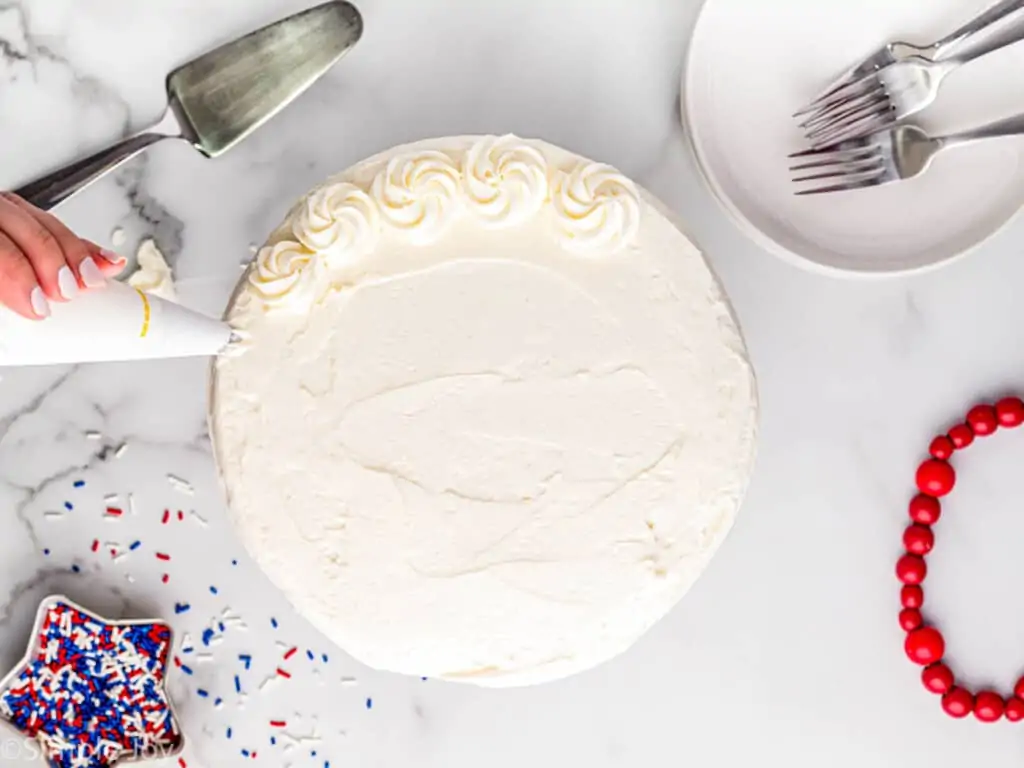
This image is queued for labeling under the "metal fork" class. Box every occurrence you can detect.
[796,0,1024,116]
[788,112,1024,195]
[800,23,1024,147]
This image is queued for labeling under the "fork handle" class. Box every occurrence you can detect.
[933,0,1024,60]
[941,113,1024,148]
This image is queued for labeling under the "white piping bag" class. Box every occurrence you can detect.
[0,280,237,366]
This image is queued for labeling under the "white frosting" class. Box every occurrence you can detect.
[128,238,177,302]
[293,182,380,264]
[552,162,641,254]
[213,136,757,687]
[371,150,462,244]
[249,240,319,312]
[461,134,548,226]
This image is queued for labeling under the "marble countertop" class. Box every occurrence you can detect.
[4,1,1024,766]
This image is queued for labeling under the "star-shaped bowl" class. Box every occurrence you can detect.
[0,596,183,768]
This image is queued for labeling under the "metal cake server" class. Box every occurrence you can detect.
[14,1,363,211]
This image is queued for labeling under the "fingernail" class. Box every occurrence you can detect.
[56,266,79,300]
[79,256,106,289]
[98,248,126,265]
[30,286,50,318]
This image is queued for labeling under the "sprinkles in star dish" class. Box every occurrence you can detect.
[0,597,182,768]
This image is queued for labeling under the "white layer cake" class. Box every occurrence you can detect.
[211,135,758,686]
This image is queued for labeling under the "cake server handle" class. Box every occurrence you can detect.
[12,108,184,212]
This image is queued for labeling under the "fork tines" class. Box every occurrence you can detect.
[788,143,886,195]
[796,74,896,147]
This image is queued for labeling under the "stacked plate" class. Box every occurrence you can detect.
[683,0,1024,275]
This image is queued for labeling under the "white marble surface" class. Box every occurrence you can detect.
[4,1,1024,766]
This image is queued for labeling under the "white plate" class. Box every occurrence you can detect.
[683,0,1024,276]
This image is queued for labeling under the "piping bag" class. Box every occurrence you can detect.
[0,280,237,366]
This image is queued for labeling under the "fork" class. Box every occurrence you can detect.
[796,0,1024,116]
[800,21,1024,147]
[788,113,1024,195]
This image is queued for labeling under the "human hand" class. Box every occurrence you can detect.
[0,192,127,320]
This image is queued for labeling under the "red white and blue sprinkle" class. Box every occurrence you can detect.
[0,600,181,768]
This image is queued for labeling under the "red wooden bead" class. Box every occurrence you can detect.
[903,524,934,555]
[922,662,954,694]
[905,626,944,665]
[916,460,956,497]
[896,554,927,585]
[974,691,1005,722]
[1005,697,1024,722]
[901,584,924,609]
[908,494,941,525]
[928,436,955,460]
[899,608,923,631]
[996,397,1024,428]
[967,405,998,436]
[1014,677,1024,700]
[942,687,974,718]
[948,424,974,449]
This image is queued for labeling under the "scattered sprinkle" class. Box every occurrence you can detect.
[85,431,102,440]
[105,507,123,517]
[190,510,209,527]
[103,494,119,504]
[239,654,252,670]
[277,668,291,679]
[202,628,215,646]
[161,573,170,584]
[115,442,129,458]
[284,647,297,661]
[43,511,63,518]
[227,727,233,739]
[271,618,279,629]
[232,559,238,566]
[130,540,141,551]
[234,675,242,693]
[128,493,136,515]
[180,665,194,676]
[365,697,373,710]
[322,653,329,663]
[209,585,218,595]
[91,539,99,553]
[162,510,170,524]
[42,549,50,556]
[63,501,73,511]
[71,564,80,573]
[174,603,191,614]
[156,552,171,561]
[197,689,209,698]
[306,650,315,661]
[270,720,287,728]
[167,474,195,495]
[72,480,85,488]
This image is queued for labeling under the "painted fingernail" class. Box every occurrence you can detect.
[98,248,126,265]
[30,286,50,318]
[79,256,106,289]
[57,266,79,300]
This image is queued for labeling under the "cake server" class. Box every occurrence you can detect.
[14,1,363,211]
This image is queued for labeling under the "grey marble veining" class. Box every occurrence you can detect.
[5,1,1024,766]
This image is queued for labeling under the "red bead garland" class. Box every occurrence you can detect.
[899,400,1024,721]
